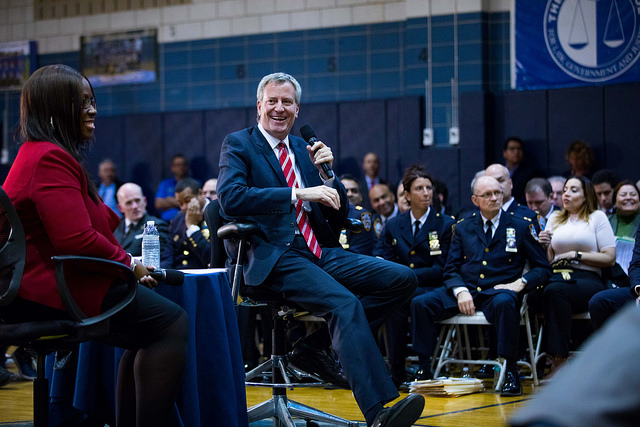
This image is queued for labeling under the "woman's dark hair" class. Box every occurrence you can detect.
[612,180,640,214]
[556,175,598,224]
[402,165,433,206]
[18,64,99,201]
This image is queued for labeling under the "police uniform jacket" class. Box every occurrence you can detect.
[375,209,454,287]
[338,203,375,255]
[161,211,211,269]
[505,199,542,233]
[443,212,551,297]
[113,212,168,257]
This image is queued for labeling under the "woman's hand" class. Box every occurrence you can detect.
[132,262,158,289]
[551,250,577,264]
[538,230,552,247]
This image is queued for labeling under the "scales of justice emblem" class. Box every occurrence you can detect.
[544,0,640,82]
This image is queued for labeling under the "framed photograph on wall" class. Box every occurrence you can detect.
[81,28,158,87]
[0,40,37,91]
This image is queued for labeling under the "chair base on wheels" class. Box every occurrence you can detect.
[244,306,358,426]
[248,394,359,427]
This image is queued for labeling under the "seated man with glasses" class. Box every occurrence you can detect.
[410,175,551,396]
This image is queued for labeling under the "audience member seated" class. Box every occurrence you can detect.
[202,177,218,200]
[503,136,539,205]
[337,174,375,255]
[548,175,566,209]
[525,177,560,229]
[161,178,210,269]
[155,153,191,222]
[370,183,399,239]
[217,72,424,427]
[97,158,122,214]
[396,182,410,214]
[589,223,640,330]
[485,164,542,232]
[358,152,386,210]
[1,64,188,426]
[410,175,551,396]
[432,178,454,216]
[607,180,640,240]
[591,169,618,214]
[563,140,595,179]
[374,165,454,387]
[114,182,169,256]
[537,176,616,377]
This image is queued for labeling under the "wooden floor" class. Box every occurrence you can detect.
[1,357,536,427]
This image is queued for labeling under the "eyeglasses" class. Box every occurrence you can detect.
[81,97,96,111]
[474,190,503,199]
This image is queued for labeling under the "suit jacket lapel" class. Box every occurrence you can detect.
[474,215,487,245]
[254,128,288,187]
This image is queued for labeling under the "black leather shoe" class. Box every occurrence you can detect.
[500,369,522,397]
[371,394,425,427]
[413,368,433,381]
[288,341,350,389]
[476,364,494,379]
[13,348,36,380]
[0,366,16,387]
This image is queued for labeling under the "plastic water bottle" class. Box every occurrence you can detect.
[462,366,471,378]
[142,220,160,270]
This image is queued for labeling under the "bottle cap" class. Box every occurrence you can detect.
[147,220,155,226]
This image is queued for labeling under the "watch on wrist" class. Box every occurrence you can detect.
[575,251,582,261]
[521,276,528,286]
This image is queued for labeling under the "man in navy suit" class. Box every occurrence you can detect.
[410,175,551,396]
[113,182,168,256]
[217,72,423,427]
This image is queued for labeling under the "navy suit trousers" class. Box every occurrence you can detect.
[264,238,417,415]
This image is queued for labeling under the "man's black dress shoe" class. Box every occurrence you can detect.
[500,369,522,397]
[371,393,425,427]
[476,364,494,379]
[288,341,350,389]
[413,368,433,381]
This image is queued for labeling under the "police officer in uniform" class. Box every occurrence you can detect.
[161,178,211,269]
[338,174,375,255]
[410,175,551,396]
[374,166,455,387]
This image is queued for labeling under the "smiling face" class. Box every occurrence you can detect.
[369,184,395,217]
[81,78,96,141]
[615,184,640,216]
[257,81,299,141]
[562,178,587,214]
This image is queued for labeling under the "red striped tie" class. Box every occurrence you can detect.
[277,142,322,258]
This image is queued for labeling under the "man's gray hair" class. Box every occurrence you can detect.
[470,169,486,194]
[256,72,302,104]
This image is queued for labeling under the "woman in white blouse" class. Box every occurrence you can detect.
[538,176,616,375]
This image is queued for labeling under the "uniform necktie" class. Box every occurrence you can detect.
[485,220,493,245]
[277,142,322,258]
[414,220,421,238]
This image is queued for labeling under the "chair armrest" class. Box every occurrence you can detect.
[343,218,364,233]
[52,255,137,325]
[217,221,266,241]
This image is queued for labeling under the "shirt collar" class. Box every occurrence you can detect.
[410,207,430,226]
[481,209,501,228]
[258,123,290,150]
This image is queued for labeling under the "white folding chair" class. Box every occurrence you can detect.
[432,294,539,391]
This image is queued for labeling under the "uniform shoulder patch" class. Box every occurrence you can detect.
[529,223,538,241]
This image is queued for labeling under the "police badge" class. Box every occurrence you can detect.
[428,231,441,255]
[505,227,517,252]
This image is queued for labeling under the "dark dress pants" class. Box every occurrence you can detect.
[588,287,635,330]
[411,287,522,361]
[263,240,417,416]
[543,269,606,357]
[384,286,434,384]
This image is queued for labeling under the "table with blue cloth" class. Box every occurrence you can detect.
[46,269,248,427]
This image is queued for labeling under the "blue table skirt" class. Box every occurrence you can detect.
[47,270,248,427]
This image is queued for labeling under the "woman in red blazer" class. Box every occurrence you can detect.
[3,64,188,427]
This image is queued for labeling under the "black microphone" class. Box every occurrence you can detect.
[149,269,185,286]
[300,124,334,179]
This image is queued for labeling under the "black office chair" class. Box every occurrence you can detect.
[0,186,138,427]
[208,198,359,427]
